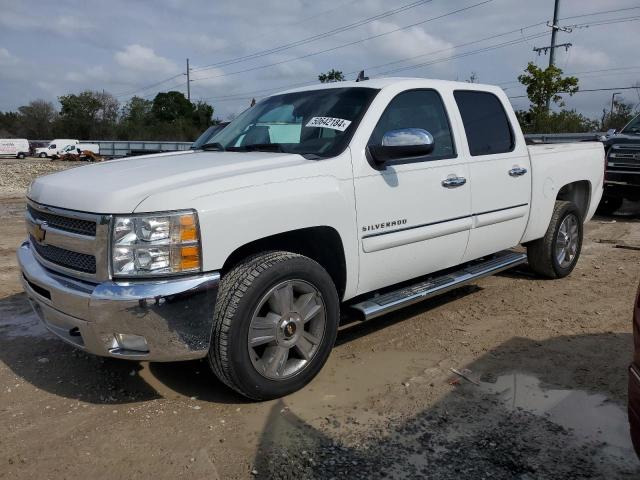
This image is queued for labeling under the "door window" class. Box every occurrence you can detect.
[453,90,514,156]
[369,90,455,160]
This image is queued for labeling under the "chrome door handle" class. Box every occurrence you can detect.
[509,167,528,177]
[441,176,467,188]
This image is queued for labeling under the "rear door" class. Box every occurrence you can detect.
[452,89,531,262]
[352,88,472,294]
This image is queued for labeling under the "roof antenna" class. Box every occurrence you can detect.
[355,70,369,82]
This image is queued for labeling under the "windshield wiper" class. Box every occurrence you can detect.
[226,143,286,153]
[198,142,226,151]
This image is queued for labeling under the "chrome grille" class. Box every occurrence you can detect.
[27,204,96,236]
[30,235,96,273]
[608,144,640,170]
[26,200,110,281]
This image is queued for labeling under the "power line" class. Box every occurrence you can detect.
[113,74,184,99]
[193,0,434,72]
[112,5,640,101]
[508,86,640,99]
[374,15,640,76]
[200,14,637,104]
[558,5,640,22]
[196,4,640,82]
[201,29,550,103]
[378,31,551,76]
[192,1,492,83]
[499,65,640,89]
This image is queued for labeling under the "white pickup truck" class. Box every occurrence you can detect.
[19,78,604,400]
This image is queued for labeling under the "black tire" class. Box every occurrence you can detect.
[527,200,583,279]
[208,251,340,400]
[597,195,623,216]
[17,152,25,159]
[39,152,46,158]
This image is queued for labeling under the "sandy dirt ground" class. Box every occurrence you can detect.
[1,158,639,479]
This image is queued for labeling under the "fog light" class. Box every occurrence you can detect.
[114,333,149,352]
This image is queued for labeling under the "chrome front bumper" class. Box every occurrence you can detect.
[17,240,220,361]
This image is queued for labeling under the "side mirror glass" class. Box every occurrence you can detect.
[368,128,435,165]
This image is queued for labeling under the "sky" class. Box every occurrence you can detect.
[0,0,639,122]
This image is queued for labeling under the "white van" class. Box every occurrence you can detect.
[35,139,79,158]
[0,138,30,159]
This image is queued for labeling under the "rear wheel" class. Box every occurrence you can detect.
[208,251,339,400]
[527,200,583,279]
[17,152,25,159]
[39,152,46,158]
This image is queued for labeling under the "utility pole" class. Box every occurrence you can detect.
[548,0,560,69]
[186,58,191,101]
[532,0,573,110]
[610,92,621,126]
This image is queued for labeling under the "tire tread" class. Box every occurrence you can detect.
[527,200,581,279]
[208,251,304,399]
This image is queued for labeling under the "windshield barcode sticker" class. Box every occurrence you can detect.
[306,117,352,131]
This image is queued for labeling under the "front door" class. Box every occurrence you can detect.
[353,89,472,295]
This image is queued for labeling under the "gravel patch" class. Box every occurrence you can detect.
[0,158,84,197]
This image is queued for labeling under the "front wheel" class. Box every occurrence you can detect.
[39,152,47,158]
[208,251,339,400]
[527,200,583,279]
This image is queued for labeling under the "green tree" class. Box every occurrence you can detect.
[516,109,599,134]
[318,69,345,83]
[601,99,636,131]
[57,90,119,139]
[151,91,194,123]
[518,62,579,112]
[119,96,153,139]
[17,100,57,138]
[191,101,214,132]
[0,111,20,137]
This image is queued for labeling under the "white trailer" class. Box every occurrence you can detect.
[0,138,29,158]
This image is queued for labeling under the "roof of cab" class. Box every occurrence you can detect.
[276,77,504,96]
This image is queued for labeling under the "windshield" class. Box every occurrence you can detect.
[202,87,379,158]
[621,114,640,135]
[191,123,228,149]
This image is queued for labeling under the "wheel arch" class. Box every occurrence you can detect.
[221,226,348,300]
[556,180,591,220]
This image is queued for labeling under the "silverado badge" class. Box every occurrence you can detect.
[33,221,48,243]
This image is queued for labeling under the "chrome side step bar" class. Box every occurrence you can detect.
[350,250,527,320]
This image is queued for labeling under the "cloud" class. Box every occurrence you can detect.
[0,48,19,67]
[177,33,229,54]
[366,20,454,69]
[50,15,96,36]
[114,45,178,76]
[65,65,108,83]
[562,45,609,70]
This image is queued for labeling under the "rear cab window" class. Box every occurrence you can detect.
[453,90,514,156]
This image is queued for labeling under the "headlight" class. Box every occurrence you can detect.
[111,211,201,277]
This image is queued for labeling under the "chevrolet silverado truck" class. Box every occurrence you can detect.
[18,78,604,400]
[599,113,640,214]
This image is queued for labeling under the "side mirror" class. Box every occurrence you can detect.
[367,128,435,165]
[606,128,617,137]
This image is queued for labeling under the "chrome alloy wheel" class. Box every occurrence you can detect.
[555,213,579,269]
[248,279,326,380]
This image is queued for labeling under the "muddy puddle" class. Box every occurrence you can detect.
[481,372,638,466]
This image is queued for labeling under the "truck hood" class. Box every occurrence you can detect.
[28,150,312,213]
[603,133,640,146]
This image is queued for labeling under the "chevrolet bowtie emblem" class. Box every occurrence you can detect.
[33,221,48,243]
